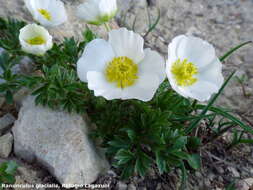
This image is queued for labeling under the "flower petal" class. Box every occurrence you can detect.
[175,35,217,68]
[87,71,123,100]
[122,73,160,101]
[77,39,115,82]
[25,0,67,27]
[76,0,100,23]
[198,58,224,87]
[186,80,221,102]
[109,28,144,63]
[99,0,117,15]
[19,24,53,55]
[139,48,166,84]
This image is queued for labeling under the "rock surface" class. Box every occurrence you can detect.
[0,133,13,158]
[0,113,16,135]
[12,96,109,185]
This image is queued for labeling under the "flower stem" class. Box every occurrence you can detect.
[104,23,111,32]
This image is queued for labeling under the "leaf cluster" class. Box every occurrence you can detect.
[0,161,18,189]
[0,17,252,187]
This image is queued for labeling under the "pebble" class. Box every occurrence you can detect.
[0,133,13,158]
[128,183,136,190]
[0,113,16,135]
[228,167,240,178]
[117,181,128,190]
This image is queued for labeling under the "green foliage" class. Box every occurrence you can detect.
[0,16,252,188]
[0,51,22,104]
[23,64,89,113]
[0,18,26,51]
[0,161,18,189]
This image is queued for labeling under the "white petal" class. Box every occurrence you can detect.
[87,71,123,100]
[198,58,224,88]
[122,73,160,101]
[109,28,144,63]
[76,0,100,23]
[139,48,166,84]
[174,35,217,69]
[186,80,220,102]
[99,0,117,15]
[47,0,67,27]
[19,24,53,55]
[77,39,115,82]
[25,0,67,27]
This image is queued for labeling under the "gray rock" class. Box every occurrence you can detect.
[117,181,128,190]
[12,96,109,185]
[0,113,16,135]
[128,183,136,190]
[228,167,240,178]
[0,133,13,158]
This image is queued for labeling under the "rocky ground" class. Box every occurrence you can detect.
[0,0,253,190]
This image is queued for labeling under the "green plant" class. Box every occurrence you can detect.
[0,161,18,189]
[0,17,252,188]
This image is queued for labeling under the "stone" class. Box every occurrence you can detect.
[0,113,16,135]
[244,178,253,187]
[236,180,250,190]
[12,96,109,185]
[116,181,128,190]
[228,167,240,178]
[128,183,137,190]
[0,133,13,158]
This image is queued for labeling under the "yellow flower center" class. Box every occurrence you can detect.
[38,9,52,21]
[105,56,138,88]
[26,36,46,45]
[171,59,198,86]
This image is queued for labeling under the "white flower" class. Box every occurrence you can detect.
[76,0,117,25]
[24,0,67,27]
[77,28,165,101]
[19,24,53,56]
[166,35,224,102]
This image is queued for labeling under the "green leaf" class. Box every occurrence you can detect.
[5,90,13,104]
[225,181,236,190]
[220,41,252,62]
[1,173,15,184]
[155,151,167,174]
[5,161,18,175]
[144,8,160,38]
[120,164,134,179]
[115,149,134,165]
[179,162,187,190]
[187,154,201,170]
[135,152,152,177]
[186,136,201,151]
[195,105,253,135]
[185,71,235,134]
[172,136,188,150]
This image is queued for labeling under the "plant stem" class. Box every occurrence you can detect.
[104,23,111,32]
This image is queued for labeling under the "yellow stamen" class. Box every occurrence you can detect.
[105,56,138,88]
[26,36,46,45]
[38,9,52,21]
[171,59,198,86]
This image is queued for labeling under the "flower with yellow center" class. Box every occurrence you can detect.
[76,0,117,25]
[166,35,224,102]
[77,28,166,101]
[19,24,53,55]
[24,0,67,27]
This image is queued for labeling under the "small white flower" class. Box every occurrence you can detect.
[24,0,67,27]
[76,0,117,25]
[19,24,53,56]
[166,35,224,102]
[77,28,165,101]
